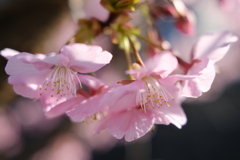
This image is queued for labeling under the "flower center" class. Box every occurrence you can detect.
[39,66,81,98]
[136,76,174,113]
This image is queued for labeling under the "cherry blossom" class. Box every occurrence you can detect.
[1,44,112,112]
[96,52,187,141]
[181,31,238,98]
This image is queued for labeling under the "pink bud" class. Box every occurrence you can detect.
[175,10,196,36]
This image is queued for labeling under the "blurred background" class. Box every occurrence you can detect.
[1,0,240,160]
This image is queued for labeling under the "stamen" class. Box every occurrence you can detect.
[39,66,81,98]
[136,76,174,113]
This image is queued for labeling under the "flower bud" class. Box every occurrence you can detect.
[175,10,196,36]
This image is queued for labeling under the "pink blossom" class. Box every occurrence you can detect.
[73,118,118,151]
[175,10,196,36]
[1,44,112,112]
[10,98,61,133]
[83,0,109,22]
[96,52,187,141]
[31,134,91,160]
[181,31,238,97]
[0,109,20,152]
[218,0,240,12]
[69,0,109,22]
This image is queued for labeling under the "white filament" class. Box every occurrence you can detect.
[136,76,174,113]
[40,66,81,96]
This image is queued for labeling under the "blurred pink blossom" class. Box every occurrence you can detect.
[72,120,118,151]
[31,134,90,160]
[10,98,61,133]
[83,0,109,22]
[175,10,196,36]
[69,0,109,22]
[219,0,240,12]
[0,109,21,155]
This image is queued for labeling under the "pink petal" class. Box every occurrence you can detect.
[46,95,85,118]
[66,95,103,122]
[12,84,40,99]
[154,79,181,101]
[61,43,112,73]
[182,58,216,98]
[158,75,197,86]
[8,72,46,99]
[40,84,76,112]
[96,108,154,142]
[192,31,238,62]
[18,52,70,70]
[8,69,49,85]
[5,53,36,75]
[144,52,178,78]
[5,54,50,98]
[100,81,145,108]
[126,52,178,79]
[0,48,19,60]
[77,74,106,90]
[83,0,109,22]
[157,100,187,129]
[108,93,137,113]
[67,84,111,122]
[35,53,70,68]
[153,112,171,125]
[181,80,202,98]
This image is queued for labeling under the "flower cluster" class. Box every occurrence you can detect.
[0,0,238,142]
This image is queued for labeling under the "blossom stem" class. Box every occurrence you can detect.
[124,50,135,80]
[127,36,144,66]
[131,33,165,51]
[66,37,75,45]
